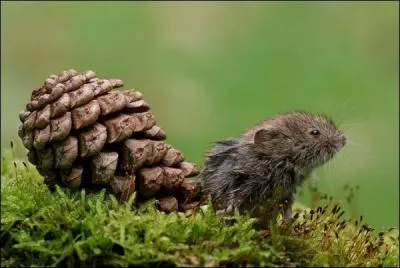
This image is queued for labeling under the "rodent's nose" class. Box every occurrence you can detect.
[339,134,347,146]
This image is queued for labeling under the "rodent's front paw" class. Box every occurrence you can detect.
[216,205,237,225]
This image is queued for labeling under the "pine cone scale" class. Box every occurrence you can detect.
[33,125,51,149]
[71,100,101,130]
[68,83,96,109]
[50,112,72,142]
[61,166,83,188]
[35,104,51,129]
[53,136,78,169]
[97,92,127,116]
[78,123,107,158]
[91,152,118,184]
[50,93,70,118]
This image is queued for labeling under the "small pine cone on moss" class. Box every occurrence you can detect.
[18,69,202,212]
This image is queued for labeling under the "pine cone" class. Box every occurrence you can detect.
[18,69,202,212]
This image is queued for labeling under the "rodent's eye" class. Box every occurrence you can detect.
[310,130,320,136]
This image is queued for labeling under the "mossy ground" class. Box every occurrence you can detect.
[1,150,399,267]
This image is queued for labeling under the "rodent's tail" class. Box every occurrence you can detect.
[201,139,240,208]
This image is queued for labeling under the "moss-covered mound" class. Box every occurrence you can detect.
[1,151,398,267]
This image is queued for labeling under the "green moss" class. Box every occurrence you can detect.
[1,151,399,267]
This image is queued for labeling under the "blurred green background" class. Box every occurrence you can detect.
[1,2,398,229]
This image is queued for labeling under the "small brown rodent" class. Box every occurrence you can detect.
[202,111,346,225]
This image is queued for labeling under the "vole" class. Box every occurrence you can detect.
[202,111,346,225]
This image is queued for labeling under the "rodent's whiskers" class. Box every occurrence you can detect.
[344,138,376,168]
[346,138,372,155]
[309,172,320,188]
[339,121,367,126]
[336,151,351,173]
[346,139,362,147]
[339,123,368,133]
[326,162,335,195]
[332,98,352,126]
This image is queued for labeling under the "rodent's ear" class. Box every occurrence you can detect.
[254,128,282,145]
